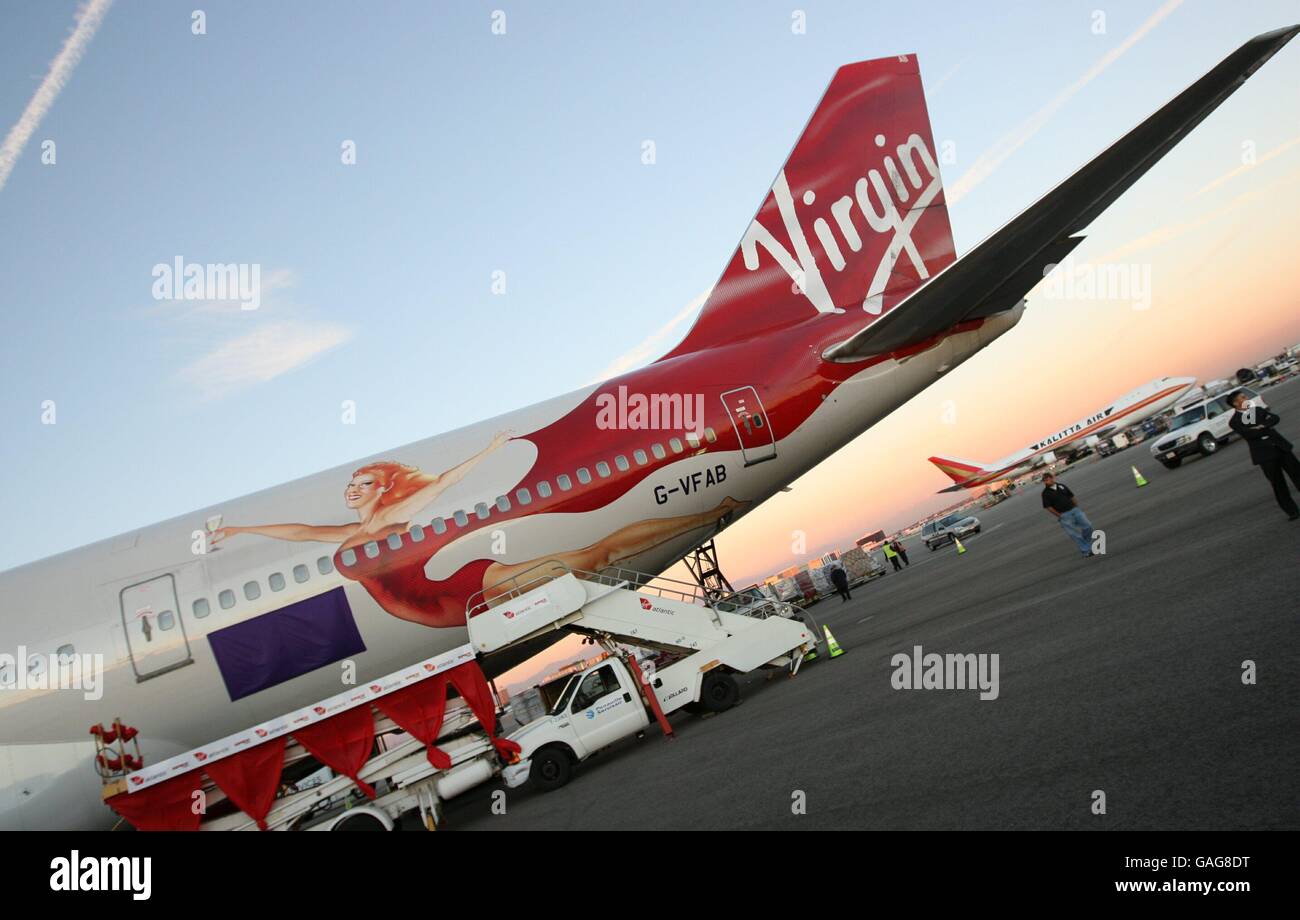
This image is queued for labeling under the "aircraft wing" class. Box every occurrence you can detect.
[824,25,1299,362]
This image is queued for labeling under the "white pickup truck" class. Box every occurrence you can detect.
[470,566,817,792]
[1149,386,1262,468]
[502,650,738,791]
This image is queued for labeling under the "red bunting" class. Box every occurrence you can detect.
[106,773,205,831]
[203,737,287,830]
[293,707,377,799]
[447,661,521,759]
[374,673,453,770]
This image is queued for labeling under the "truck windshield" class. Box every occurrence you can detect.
[548,674,580,716]
[939,513,965,527]
[1168,406,1207,431]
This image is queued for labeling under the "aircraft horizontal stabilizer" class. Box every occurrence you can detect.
[823,25,1300,362]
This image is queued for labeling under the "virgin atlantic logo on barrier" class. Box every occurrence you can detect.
[741,134,943,317]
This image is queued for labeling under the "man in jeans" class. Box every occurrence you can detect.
[1041,472,1097,557]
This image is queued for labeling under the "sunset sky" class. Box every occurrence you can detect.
[2,3,1298,690]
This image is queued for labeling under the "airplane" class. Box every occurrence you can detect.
[929,375,1198,491]
[1,26,1295,830]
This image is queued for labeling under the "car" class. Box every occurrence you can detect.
[1149,386,1263,469]
[921,512,981,550]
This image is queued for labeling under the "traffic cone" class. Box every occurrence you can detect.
[954,536,967,554]
[823,624,845,658]
[804,643,818,662]
[1131,465,1148,487]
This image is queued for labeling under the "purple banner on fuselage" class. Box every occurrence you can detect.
[207,587,366,701]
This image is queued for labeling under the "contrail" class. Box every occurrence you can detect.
[0,0,114,194]
[947,0,1183,205]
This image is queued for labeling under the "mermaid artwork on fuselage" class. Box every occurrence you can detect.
[211,431,746,628]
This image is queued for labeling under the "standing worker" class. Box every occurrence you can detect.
[891,538,911,568]
[1041,472,1098,558]
[882,540,902,572]
[1227,390,1300,521]
[829,563,852,602]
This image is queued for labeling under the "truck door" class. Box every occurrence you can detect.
[568,663,645,754]
[119,573,194,681]
[720,386,776,466]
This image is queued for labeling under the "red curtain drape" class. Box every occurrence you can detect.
[447,661,521,759]
[106,772,205,831]
[202,737,287,830]
[293,707,377,799]
[374,673,453,770]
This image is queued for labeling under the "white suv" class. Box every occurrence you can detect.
[1149,386,1262,469]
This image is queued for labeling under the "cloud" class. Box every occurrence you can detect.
[176,321,352,400]
[1192,135,1300,198]
[586,287,711,383]
[0,0,114,194]
[946,0,1183,205]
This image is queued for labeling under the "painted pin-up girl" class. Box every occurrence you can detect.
[212,432,745,628]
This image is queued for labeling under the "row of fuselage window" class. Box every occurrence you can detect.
[170,426,720,625]
[333,427,720,566]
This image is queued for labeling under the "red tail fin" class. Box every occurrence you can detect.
[662,55,955,360]
[928,455,987,486]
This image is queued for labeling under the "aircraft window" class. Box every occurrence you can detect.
[475,502,490,520]
[557,474,573,491]
[387,533,403,550]
[634,449,648,466]
[651,443,666,460]
[577,467,592,485]
[537,481,553,498]
[496,495,510,512]
[454,510,469,527]
[432,517,448,535]
[364,541,380,558]
[219,589,236,610]
[516,487,532,505]
[56,644,75,661]
[269,572,286,592]
[704,427,717,443]
[293,565,310,584]
[244,581,261,601]
[340,548,358,566]
[317,555,334,574]
[158,610,175,630]
[615,455,629,472]
[409,525,425,542]
[596,461,611,478]
[686,432,701,449]
[669,438,684,454]
[193,598,211,618]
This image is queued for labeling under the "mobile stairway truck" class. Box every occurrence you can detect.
[97,562,817,829]
[464,562,817,792]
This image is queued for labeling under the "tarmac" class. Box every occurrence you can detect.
[445,377,1300,830]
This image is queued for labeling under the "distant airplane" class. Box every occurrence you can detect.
[929,376,1197,491]
[2,26,1294,829]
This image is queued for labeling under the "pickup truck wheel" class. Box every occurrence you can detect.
[332,812,389,831]
[529,748,572,792]
[700,672,740,713]
[1198,433,1218,455]
[1161,457,1181,469]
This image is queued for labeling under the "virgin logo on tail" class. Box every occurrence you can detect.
[741,134,943,316]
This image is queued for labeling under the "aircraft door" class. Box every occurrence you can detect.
[720,386,776,466]
[119,573,194,681]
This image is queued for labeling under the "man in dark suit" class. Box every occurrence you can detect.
[1227,390,1300,520]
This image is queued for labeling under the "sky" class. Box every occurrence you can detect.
[2,0,1299,619]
